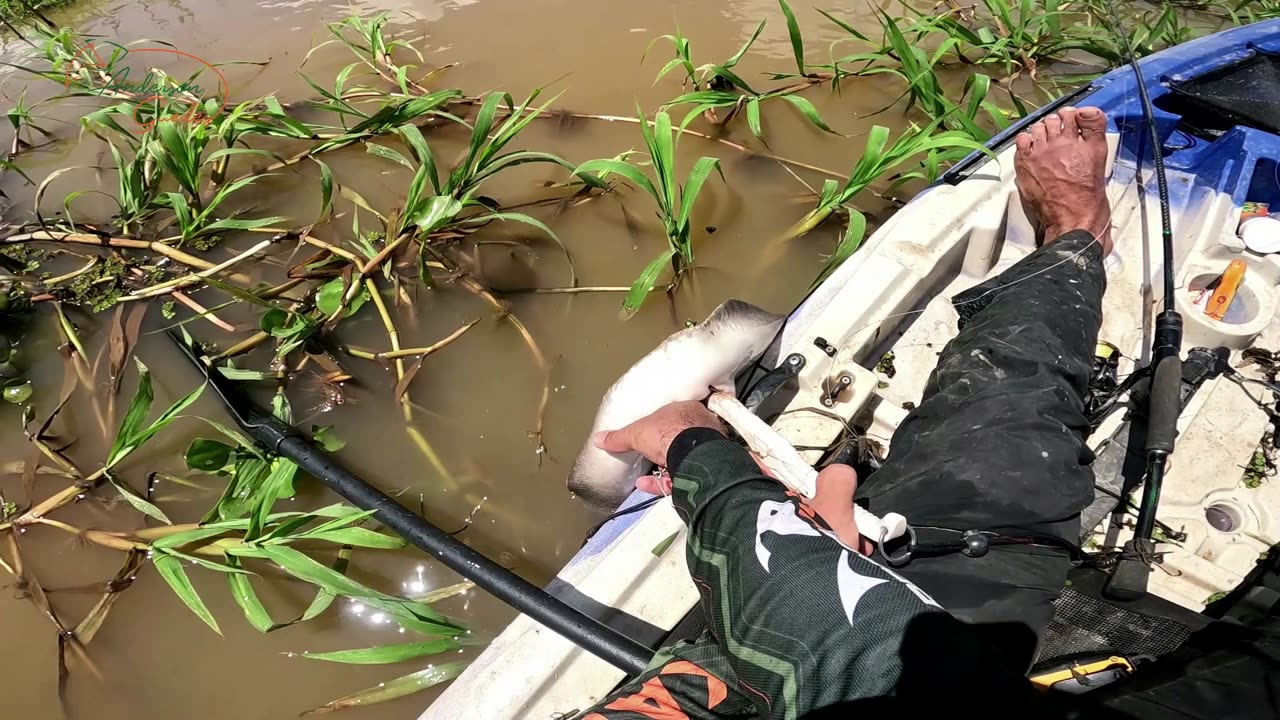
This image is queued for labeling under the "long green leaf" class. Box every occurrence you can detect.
[228,557,274,632]
[816,207,868,285]
[200,216,289,235]
[296,527,406,549]
[247,458,299,539]
[298,639,461,665]
[301,662,466,715]
[778,0,807,75]
[107,357,155,466]
[107,372,204,468]
[677,156,722,228]
[151,526,229,550]
[202,147,285,167]
[651,111,677,213]
[779,94,837,134]
[726,19,767,68]
[458,92,504,182]
[258,545,407,604]
[408,195,463,234]
[398,125,440,197]
[314,158,334,225]
[110,477,172,524]
[154,553,221,634]
[573,158,658,201]
[624,250,674,313]
[745,98,764,142]
[366,142,416,170]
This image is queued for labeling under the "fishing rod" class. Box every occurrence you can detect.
[1101,4,1183,602]
[167,332,653,676]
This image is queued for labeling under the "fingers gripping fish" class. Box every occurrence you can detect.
[567,300,785,512]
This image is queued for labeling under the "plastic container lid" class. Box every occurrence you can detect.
[1241,216,1280,254]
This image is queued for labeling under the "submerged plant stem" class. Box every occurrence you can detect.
[344,318,479,360]
[365,277,451,480]
[127,236,278,299]
[13,467,107,526]
[3,232,217,271]
[504,285,634,294]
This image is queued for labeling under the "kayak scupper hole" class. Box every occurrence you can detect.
[1204,502,1243,533]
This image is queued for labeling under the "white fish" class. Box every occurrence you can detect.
[567,300,784,512]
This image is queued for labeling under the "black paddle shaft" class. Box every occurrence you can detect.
[171,334,653,675]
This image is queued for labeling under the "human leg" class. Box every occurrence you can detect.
[855,107,1113,667]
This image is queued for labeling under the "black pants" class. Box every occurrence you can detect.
[584,230,1107,719]
[857,228,1106,669]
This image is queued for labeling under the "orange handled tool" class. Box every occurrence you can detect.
[1205,260,1247,321]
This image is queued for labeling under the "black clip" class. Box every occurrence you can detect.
[744,353,806,412]
[821,373,853,408]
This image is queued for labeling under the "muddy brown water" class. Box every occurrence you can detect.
[0,0,966,717]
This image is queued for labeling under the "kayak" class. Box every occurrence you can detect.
[422,18,1280,719]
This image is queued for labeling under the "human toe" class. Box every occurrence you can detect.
[1044,113,1062,139]
[1029,119,1048,145]
[1077,107,1107,136]
[1059,106,1079,137]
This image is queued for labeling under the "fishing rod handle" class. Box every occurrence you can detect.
[1146,354,1184,454]
[707,392,909,543]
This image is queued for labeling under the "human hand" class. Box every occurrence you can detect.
[806,464,872,555]
[593,400,725,468]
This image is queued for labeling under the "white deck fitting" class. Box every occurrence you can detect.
[423,135,1280,718]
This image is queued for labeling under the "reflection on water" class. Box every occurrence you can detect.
[0,0,902,717]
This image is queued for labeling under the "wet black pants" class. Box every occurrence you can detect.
[857,228,1106,667]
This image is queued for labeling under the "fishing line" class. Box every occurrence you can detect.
[745,126,1120,397]
[1093,2,1183,601]
[779,231,1106,393]
[1103,2,1176,313]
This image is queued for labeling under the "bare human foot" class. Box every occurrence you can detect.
[1014,106,1113,255]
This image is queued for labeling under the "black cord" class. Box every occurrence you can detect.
[580,496,662,546]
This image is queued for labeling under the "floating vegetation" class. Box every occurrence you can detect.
[575,110,722,312]
[1241,434,1276,489]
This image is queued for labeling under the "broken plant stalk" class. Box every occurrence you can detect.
[365,276,451,481]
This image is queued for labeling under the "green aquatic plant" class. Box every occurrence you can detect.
[872,11,1012,139]
[574,110,722,312]
[0,0,71,24]
[2,354,470,712]
[648,12,835,143]
[1077,0,1209,61]
[1227,0,1280,22]
[806,9,1014,141]
[355,89,581,288]
[899,0,1118,77]
[4,89,56,151]
[787,122,983,282]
